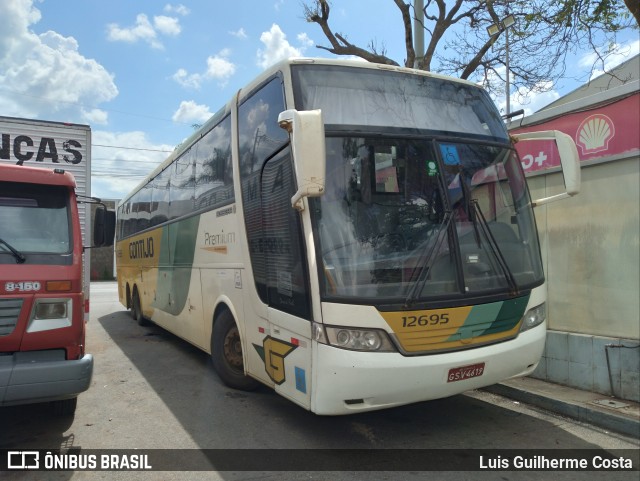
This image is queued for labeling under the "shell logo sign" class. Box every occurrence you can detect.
[511,92,638,174]
[576,114,615,156]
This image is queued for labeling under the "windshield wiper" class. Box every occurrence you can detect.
[0,237,26,264]
[459,174,482,247]
[404,210,453,308]
[470,200,519,295]
[456,172,518,294]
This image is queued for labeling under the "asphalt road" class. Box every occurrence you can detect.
[1,282,638,480]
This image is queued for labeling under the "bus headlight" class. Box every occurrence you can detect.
[324,325,395,352]
[519,303,546,333]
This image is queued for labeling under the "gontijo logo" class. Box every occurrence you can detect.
[128,236,154,259]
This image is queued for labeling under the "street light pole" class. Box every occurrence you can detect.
[414,0,424,69]
[487,14,516,115]
[505,25,510,115]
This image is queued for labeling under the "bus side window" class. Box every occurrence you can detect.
[261,150,311,319]
[238,75,289,305]
[150,169,170,227]
[195,115,234,211]
[169,147,195,220]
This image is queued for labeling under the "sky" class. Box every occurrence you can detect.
[1,0,638,200]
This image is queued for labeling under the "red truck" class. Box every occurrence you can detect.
[0,163,114,415]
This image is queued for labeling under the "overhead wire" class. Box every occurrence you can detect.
[92,144,174,153]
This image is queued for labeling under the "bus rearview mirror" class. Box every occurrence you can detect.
[511,130,581,207]
[278,109,326,211]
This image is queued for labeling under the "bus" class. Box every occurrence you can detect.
[115,58,580,415]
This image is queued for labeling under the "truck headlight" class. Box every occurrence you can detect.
[519,303,546,333]
[28,298,72,332]
[35,300,68,319]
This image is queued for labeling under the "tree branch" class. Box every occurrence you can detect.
[460,37,496,79]
[304,0,399,65]
[623,0,640,26]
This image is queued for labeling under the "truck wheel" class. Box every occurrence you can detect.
[132,289,148,326]
[211,310,260,391]
[51,397,77,417]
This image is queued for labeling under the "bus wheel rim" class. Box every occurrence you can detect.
[223,326,243,371]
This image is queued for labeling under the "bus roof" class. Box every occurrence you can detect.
[0,163,77,189]
[119,57,485,207]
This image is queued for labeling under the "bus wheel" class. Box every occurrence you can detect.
[211,310,260,391]
[132,289,148,326]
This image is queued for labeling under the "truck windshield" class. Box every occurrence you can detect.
[310,135,544,304]
[0,182,71,255]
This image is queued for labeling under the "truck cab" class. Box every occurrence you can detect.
[0,163,114,415]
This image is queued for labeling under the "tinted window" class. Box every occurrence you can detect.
[133,183,153,233]
[261,150,310,318]
[170,147,195,220]
[150,167,170,227]
[238,76,289,304]
[238,76,289,176]
[195,115,234,210]
[292,64,507,141]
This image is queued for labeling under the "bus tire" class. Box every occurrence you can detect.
[132,288,149,326]
[211,310,260,391]
[130,289,138,321]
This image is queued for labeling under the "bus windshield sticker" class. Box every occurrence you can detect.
[426,160,439,177]
[277,271,293,297]
[440,144,461,165]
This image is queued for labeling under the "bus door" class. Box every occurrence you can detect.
[244,148,313,408]
[236,76,312,407]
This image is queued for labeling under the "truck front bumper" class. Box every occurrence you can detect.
[0,350,93,407]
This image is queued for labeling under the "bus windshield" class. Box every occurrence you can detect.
[291,64,508,141]
[0,182,71,255]
[293,64,543,305]
[310,135,544,304]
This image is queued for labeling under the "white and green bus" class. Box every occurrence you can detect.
[116,58,580,415]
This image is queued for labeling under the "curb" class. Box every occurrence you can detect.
[484,383,640,439]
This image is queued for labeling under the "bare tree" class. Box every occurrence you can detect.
[303,0,638,105]
[623,0,640,25]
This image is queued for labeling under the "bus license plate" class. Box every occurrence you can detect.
[447,362,485,382]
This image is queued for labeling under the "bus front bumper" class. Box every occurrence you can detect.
[0,350,93,407]
[312,323,545,415]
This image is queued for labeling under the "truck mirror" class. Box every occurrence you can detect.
[278,109,326,211]
[94,206,116,247]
